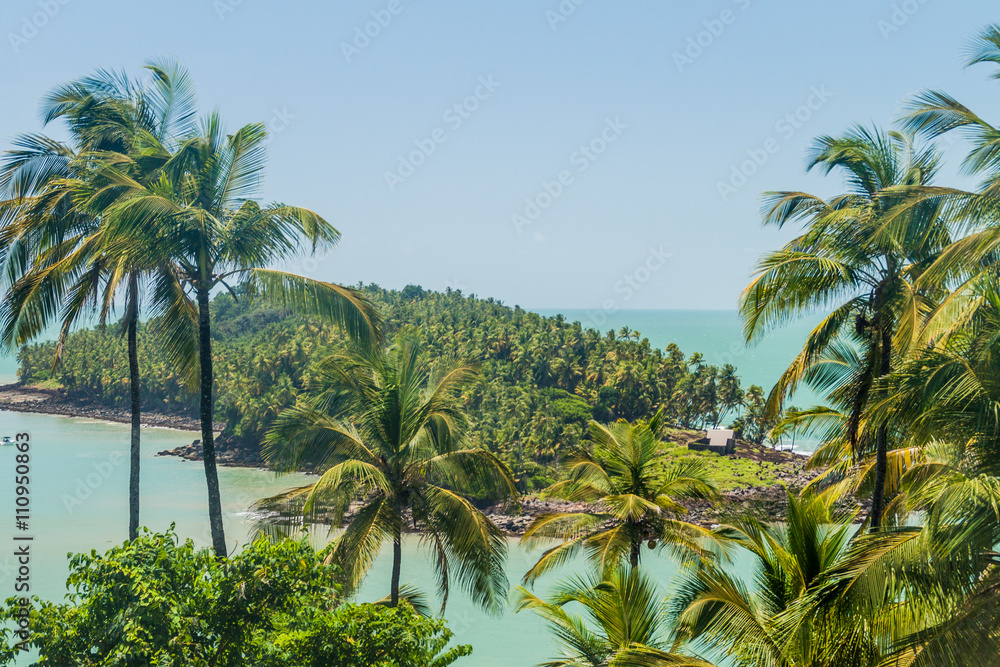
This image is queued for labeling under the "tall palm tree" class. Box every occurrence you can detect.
[521,409,719,584]
[0,59,198,540]
[739,126,951,528]
[99,112,381,558]
[259,337,518,612]
[899,26,1000,346]
[515,566,714,667]
[769,338,918,522]
[672,483,1000,667]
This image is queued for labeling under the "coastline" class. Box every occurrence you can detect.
[0,382,831,532]
[0,382,211,432]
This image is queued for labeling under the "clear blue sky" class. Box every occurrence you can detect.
[1,0,997,310]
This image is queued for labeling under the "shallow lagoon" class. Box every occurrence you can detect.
[0,410,749,666]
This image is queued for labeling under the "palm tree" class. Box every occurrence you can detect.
[671,477,1000,667]
[0,59,198,541]
[881,288,1000,475]
[99,112,381,558]
[521,409,719,584]
[259,337,518,612]
[898,26,1000,351]
[739,126,951,528]
[772,337,922,522]
[802,470,1000,667]
[672,491,873,667]
[515,567,714,667]
[715,364,743,427]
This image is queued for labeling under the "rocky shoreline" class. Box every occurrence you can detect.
[0,382,835,531]
[481,476,825,534]
[0,383,217,431]
[262,461,827,536]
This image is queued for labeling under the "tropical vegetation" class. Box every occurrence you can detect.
[521,409,720,584]
[514,24,1000,667]
[17,285,760,488]
[12,23,1000,667]
[0,529,471,666]
[0,60,201,543]
[257,336,517,613]
[0,60,380,558]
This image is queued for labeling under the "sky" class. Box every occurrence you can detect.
[1,0,998,311]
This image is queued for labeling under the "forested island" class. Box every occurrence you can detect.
[14,285,772,489]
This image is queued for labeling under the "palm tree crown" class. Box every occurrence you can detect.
[522,409,719,584]
[740,125,951,527]
[516,567,713,667]
[261,336,517,613]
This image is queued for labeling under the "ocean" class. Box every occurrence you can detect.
[0,309,814,666]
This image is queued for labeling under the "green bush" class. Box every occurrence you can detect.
[0,529,470,667]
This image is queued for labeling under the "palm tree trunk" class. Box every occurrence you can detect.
[870,323,892,530]
[198,287,227,558]
[390,526,402,607]
[127,296,141,542]
[630,541,640,569]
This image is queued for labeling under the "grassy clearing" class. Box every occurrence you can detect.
[660,443,804,492]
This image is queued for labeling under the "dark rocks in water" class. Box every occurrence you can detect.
[156,433,264,467]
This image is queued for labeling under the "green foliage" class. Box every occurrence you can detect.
[515,567,712,667]
[259,336,517,613]
[0,529,470,667]
[658,444,800,491]
[522,410,722,584]
[261,603,471,667]
[18,286,745,474]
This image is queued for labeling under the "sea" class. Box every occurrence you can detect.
[0,310,817,666]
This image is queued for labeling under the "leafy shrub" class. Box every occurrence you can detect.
[0,529,470,667]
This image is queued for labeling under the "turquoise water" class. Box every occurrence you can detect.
[0,407,726,666]
[1,310,810,665]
